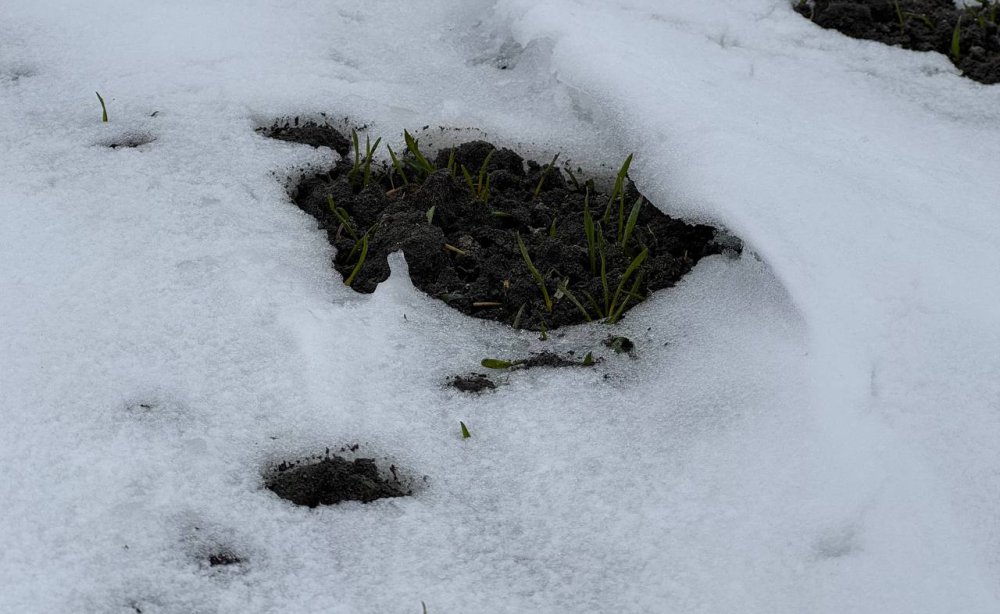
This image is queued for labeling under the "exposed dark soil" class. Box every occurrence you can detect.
[448,373,497,393]
[264,453,410,508]
[207,551,243,567]
[261,118,350,155]
[796,0,1000,84]
[264,122,734,331]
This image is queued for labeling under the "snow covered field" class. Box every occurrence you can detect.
[2,0,1000,612]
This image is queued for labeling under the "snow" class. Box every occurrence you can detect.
[2,0,999,612]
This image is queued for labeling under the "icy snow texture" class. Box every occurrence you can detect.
[1,0,999,612]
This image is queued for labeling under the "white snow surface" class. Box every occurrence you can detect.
[2,0,999,612]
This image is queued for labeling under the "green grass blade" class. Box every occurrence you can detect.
[516,233,552,313]
[387,145,409,185]
[326,195,358,240]
[620,196,644,249]
[603,153,632,224]
[607,247,648,319]
[583,189,596,274]
[461,165,475,194]
[460,421,471,438]
[512,303,526,329]
[481,358,513,369]
[477,149,495,193]
[951,15,962,60]
[362,137,381,189]
[426,206,435,224]
[403,130,435,177]
[532,153,560,200]
[344,233,369,287]
[557,280,592,322]
[95,91,108,122]
[608,270,646,323]
[582,352,594,366]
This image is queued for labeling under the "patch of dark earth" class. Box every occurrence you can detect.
[448,373,497,393]
[261,122,739,331]
[796,0,1000,84]
[264,452,410,508]
[208,551,243,567]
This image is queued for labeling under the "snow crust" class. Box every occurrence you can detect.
[1,0,999,612]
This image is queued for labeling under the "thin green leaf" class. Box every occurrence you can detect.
[387,145,408,186]
[583,189,596,274]
[582,352,594,366]
[607,247,648,319]
[344,234,369,287]
[481,358,513,369]
[516,233,552,313]
[620,196,644,249]
[460,421,471,438]
[426,206,435,224]
[533,153,560,200]
[557,280,592,322]
[603,153,632,224]
[95,91,108,123]
[512,303,526,329]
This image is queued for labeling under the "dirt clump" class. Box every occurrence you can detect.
[265,454,409,508]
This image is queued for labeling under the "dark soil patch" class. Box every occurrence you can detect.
[208,551,243,567]
[448,373,497,393]
[269,126,734,330]
[104,133,156,149]
[260,118,350,155]
[796,0,1000,84]
[264,453,410,508]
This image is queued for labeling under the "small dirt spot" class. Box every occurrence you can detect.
[103,133,156,149]
[448,373,497,393]
[207,550,243,567]
[604,335,635,355]
[268,127,735,331]
[796,0,1000,84]
[259,118,350,155]
[264,453,411,508]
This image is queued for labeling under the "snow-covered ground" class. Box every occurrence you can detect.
[2,0,1000,612]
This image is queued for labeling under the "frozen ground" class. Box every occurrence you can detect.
[2,0,999,612]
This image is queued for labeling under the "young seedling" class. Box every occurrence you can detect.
[403,130,436,180]
[387,145,409,186]
[548,217,557,238]
[893,0,907,34]
[348,130,382,190]
[344,233,369,287]
[95,92,108,122]
[512,303,526,329]
[532,153,560,200]
[951,15,963,61]
[564,166,581,191]
[446,149,457,177]
[327,195,359,240]
[583,189,597,274]
[460,421,471,439]
[582,352,595,366]
[556,279,592,322]
[602,154,633,226]
[425,206,436,224]
[516,233,552,313]
[620,196,644,249]
[607,247,649,323]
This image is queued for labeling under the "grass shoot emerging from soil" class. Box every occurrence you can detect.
[264,121,732,331]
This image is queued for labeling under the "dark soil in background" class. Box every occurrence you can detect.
[265,453,410,508]
[262,121,734,331]
[796,0,1000,84]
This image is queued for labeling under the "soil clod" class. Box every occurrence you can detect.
[259,119,351,155]
[448,373,497,393]
[264,453,410,508]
